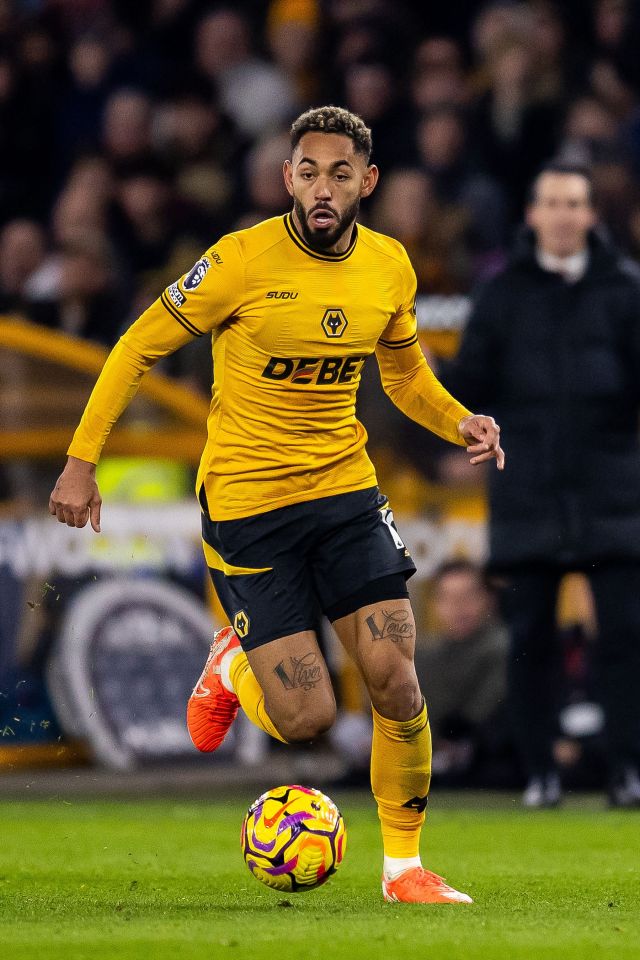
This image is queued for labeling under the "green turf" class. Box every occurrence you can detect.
[0,793,638,960]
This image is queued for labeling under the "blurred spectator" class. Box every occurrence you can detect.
[470,0,528,69]
[24,158,121,342]
[25,230,121,344]
[20,154,115,331]
[102,87,154,165]
[558,95,620,166]
[371,166,469,292]
[593,0,629,53]
[589,56,636,121]
[592,0,640,109]
[554,87,640,264]
[155,82,242,227]
[195,8,295,138]
[591,0,640,92]
[526,1,577,103]
[411,36,469,113]
[56,32,114,171]
[591,153,639,250]
[123,0,205,95]
[469,4,563,213]
[414,36,463,78]
[0,219,47,313]
[266,0,321,105]
[414,560,512,787]
[52,154,113,244]
[416,106,508,262]
[342,59,417,172]
[327,3,412,78]
[110,159,178,277]
[235,130,292,229]
[440,162,640,808]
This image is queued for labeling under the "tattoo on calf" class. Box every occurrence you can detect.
[365,608,414,643]
[274,652,323,690]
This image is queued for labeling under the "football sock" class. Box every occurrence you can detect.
[383,855,422,880]
[370,700,431,859]
[228,650,287,743]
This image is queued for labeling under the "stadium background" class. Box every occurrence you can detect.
[1,0,639,786]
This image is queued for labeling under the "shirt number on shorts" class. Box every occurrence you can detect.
[380,507,405,550]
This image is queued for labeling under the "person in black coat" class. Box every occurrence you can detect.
[441,161,640,807]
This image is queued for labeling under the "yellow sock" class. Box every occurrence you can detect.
[370,701,431,858]
[229,651,287,743]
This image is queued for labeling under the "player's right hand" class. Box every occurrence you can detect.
[48,456,102,532]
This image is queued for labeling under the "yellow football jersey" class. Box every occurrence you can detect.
[68,214,471,519]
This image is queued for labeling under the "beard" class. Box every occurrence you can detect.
[293,195,361,251]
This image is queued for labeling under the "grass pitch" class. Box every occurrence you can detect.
[0,793,638,960]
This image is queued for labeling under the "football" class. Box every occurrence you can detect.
[240,784,347,892]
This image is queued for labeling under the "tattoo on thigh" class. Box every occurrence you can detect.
[274,652,323,691]
[365,608,414,643]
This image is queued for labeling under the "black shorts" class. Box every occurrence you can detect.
[200,485,416,650]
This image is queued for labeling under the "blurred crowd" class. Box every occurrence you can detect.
[1,0,640,356]
[3,1,637,788]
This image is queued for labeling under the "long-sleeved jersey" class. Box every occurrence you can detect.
[68,213,471,520]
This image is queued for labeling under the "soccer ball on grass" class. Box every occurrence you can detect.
[241,784,347,892]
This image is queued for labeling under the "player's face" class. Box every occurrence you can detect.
[526,173,596,258]
[283,132,378,253]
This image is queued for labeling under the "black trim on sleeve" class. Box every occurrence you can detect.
[378,333,419,350]
[160,292,205,336]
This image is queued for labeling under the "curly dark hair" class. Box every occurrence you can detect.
[290,105,373,162]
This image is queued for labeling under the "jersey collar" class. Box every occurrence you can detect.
[284,212,358,262]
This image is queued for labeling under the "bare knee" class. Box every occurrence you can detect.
[272,700,337,743]
[368,668,422,721]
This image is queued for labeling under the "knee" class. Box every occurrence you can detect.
[368,668,422,721]
[276,701,337,743]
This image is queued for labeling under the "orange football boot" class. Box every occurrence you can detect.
[187,626,241,752]
[382,867,473,904]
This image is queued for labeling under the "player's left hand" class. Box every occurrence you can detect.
[458,414,505,470]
